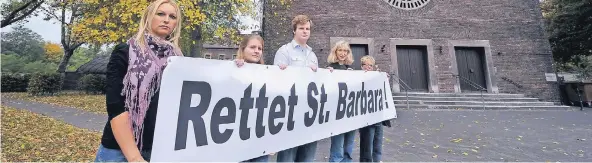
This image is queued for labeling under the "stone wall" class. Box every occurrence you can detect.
[262,0,559,101]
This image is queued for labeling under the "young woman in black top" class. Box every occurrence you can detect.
[233,34,270,162]
[326,40,354,72]
[94,0,183,162]
[326,40,356,162]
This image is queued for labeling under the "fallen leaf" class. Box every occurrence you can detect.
[462,152,469,156]
[451,138,463,143]
[434,145,440,149]
[1,106,101,162]
[432,154,438,158]
[2,92,106,114]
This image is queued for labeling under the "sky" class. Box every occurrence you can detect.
[1,1,262,43]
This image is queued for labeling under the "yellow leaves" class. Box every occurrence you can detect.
[1,106,101,162]
[44,43,63,63]
[451,138,463,143]
[68,0,286,45]
[3,92,107,114]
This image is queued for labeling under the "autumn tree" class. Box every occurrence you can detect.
[184,0,254,57]
[39,0,99,73]
[1,0,45,28]
[73,0,258,57]
[44,42,63,63]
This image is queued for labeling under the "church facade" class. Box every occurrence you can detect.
[262,0,558,101]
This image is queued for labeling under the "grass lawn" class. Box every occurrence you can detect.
[1,106,102,162]
[2,92,106,114]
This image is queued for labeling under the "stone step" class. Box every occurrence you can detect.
[392,96,541,102]
[394,100,555,106]
[394,104,571,110]
[392,92,525,98]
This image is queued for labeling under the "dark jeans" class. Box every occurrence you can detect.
[276,141,318,162]
[329,130,356,162]
[359,124,384,162]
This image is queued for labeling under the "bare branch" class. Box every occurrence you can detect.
[60,1,67,48]
[41,5,67,24]
[1,0,45,28]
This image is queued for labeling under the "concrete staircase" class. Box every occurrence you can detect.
[393,92,571,110]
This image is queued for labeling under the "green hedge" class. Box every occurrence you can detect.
[1,73,31,92]
[78,74,106,94]
[27,72,64,96]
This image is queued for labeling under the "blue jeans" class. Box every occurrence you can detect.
[276,141,318,162]
[243,155,269,162]
[329,130,356,162]
[359,124,383,162]
[94,144,151,162]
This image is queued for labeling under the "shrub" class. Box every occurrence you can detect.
[78,74,106,94]
[22,61,58,74]
[1,73,31,92]
[27,72,64,96]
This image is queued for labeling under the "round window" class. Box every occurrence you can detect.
[383,0,432,10]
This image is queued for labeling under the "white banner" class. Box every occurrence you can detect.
[151,57,397,162]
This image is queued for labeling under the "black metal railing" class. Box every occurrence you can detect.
[453,74,487,110]
[501,77,525,89]
[388,73,412,110]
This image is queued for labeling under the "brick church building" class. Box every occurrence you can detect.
[261,0,562,106]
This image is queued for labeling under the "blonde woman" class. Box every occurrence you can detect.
[94,0,183,162]
[327,40,356,162]
[326,40,354,72]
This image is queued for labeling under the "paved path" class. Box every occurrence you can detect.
[1,97,106,132]
[309,109,592,162]
[2,98,591,161]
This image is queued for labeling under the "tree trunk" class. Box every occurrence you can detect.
[57,49,75,73]
[189,25,203,58]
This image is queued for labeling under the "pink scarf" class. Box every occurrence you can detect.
[122,32,182,150]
